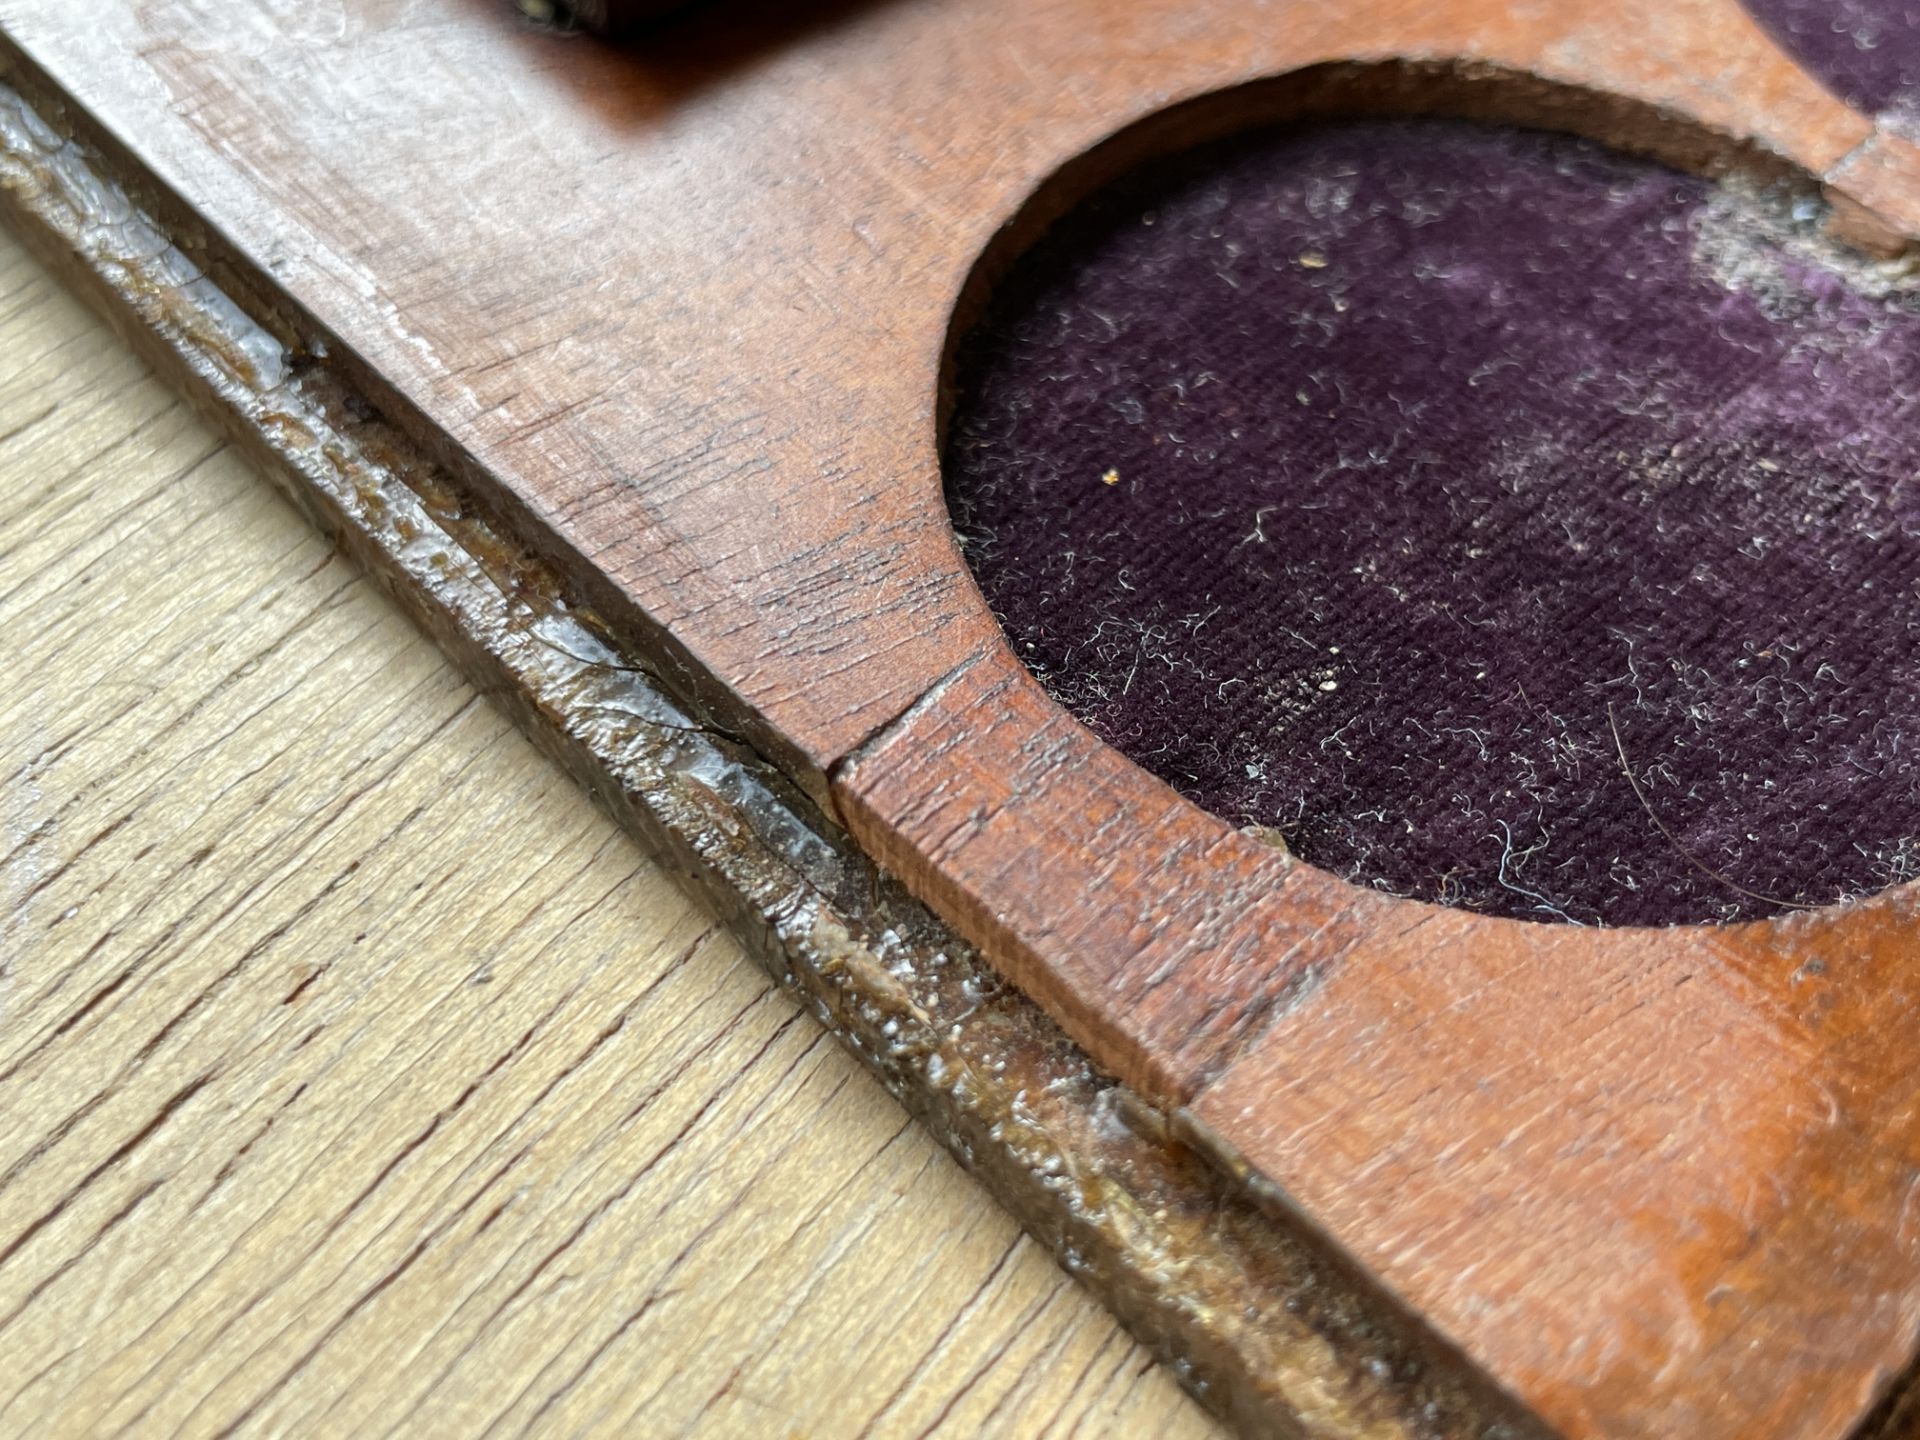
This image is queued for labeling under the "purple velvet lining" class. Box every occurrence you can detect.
[1744,0,1920,132]
[945,119,1920,926]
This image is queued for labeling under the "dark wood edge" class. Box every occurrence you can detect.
[834,29,1920,1438]
[867,46,1920,1116]
[0,68,1545,1440]
[0,26,848,813]
[13,6,1919,1431]
[933,55,1846,445]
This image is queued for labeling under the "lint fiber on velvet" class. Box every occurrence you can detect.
[1745,0,1920,134]
[944,117,1920,926]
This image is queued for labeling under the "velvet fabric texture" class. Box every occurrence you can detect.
[945,119,1920,926]
[1745,0,1920,132]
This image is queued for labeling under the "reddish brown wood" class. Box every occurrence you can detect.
[1191,890,1920,1440]
[0,80,1522,1439]
[3,0,1918,1435]
[0,0,1891,792]
[838,664,1920,1440]
[836,649,1406,1102]
[1830,130,1920,252]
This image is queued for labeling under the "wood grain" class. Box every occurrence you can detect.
[0,0,1889,787]
[1193,894,1920,1440]
[6,2,1920,1435]
[0,230,1217,1439]
[0,113,1510,1437]
[841,656,1920,1440]
[834,648,1399,1105]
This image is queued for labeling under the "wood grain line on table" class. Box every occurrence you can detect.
[0,230,1215,1439]
[0,75,1520,1435]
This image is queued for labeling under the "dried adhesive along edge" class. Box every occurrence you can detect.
[0,59,1549,1440]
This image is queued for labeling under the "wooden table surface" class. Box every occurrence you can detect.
[0,225,1217,1437]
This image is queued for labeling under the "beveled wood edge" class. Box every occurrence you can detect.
[15,2,1920,1436]
[0,63,1540,1440]
[929,52,1904,441]
[0,19,862,816]
[1829,129,1920,252]
[832,18,1920,1440]
[852,25,1920,1115]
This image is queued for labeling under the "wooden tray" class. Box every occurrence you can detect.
[3,1,1918,1434]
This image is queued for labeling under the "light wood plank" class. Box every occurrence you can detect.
[0,227,1215,1440]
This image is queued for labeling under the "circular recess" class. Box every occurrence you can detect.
[944,116,1920,927]
[1743,0,1920,133]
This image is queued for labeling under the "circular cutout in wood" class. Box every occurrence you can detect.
[1743,0,1920,134]
[945,116,1920,926]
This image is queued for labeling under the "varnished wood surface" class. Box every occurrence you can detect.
[0,229,1216,1439]
[0,0,1890,787]
[844,651,1920,1440]
[7,2,1920,1434]
[0,89,1521,1438]
[1196,898,1920,1440]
